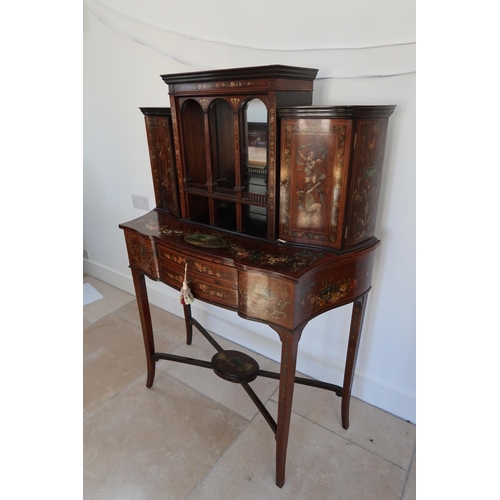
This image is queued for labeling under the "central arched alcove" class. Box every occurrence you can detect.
[181,99,207,187]
[208,98,235,190]
[181,99,209,220]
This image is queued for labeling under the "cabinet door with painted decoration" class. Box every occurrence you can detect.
[279,115,353,249]
[141,108,181,217]
[344,118,390,248]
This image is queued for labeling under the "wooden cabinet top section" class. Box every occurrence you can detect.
[161,65,319,95]
[277,105,396,119]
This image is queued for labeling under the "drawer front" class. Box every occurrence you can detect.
[157,244,237,308]
[191,281,238,308]
[159,262,237,308]
[157,245,237,288]
[159,263,184,289]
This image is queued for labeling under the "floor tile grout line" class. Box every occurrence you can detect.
[295,409,410,471]
[184,377,281,499]
[400,444,416,500]
[84,356,249,425]
[257,392,411,473]
[263,392,413,472]
[83,299,136,329]
[83,277,135,325]
[83,370,148,422]
[155,361,258,423]
[184,412,255,500]
[84,329,224,423]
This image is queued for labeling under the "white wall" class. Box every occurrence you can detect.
[83,0,416,422]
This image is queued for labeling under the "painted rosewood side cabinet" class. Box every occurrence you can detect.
[119,65,395,488]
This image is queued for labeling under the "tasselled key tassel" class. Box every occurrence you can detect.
[179,263,194,305]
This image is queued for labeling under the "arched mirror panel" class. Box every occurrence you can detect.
[243,98,268,173]
[242,98,268,238]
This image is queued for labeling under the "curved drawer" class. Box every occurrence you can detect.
[157,244,238,308]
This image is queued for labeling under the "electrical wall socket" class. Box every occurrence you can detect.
[132,194,150,210]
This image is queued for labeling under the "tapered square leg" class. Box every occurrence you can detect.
[273,325,305,488]
[341,293,369,430]
[131,269,156,388]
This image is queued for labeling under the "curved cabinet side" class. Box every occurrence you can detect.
[123,229,160,280]
[294,242,379,327]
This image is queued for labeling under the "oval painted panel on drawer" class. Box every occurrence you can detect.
[237,271,294,329]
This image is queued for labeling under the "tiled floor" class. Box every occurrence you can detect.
[83,274,416,499]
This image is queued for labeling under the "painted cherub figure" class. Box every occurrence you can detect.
[296,145,327,223]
